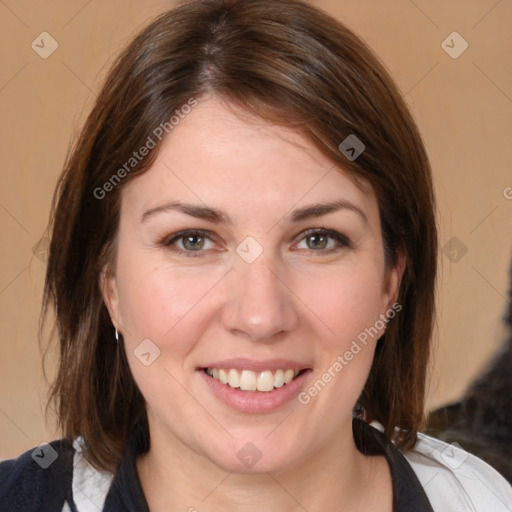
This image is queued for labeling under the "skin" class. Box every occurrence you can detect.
[102,96,406,511]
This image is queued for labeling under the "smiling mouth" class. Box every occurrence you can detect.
[202,367,308,392]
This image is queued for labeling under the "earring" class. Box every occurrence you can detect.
[115,328,119,342]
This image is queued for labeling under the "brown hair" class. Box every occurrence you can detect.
[43,0,437,472]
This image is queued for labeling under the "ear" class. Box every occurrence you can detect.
[382,248,406,310]
[99,266,121,331]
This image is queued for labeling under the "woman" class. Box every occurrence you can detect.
[1,0,510,510]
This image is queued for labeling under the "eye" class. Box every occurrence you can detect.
[295,228,351,254]
[162,230,216,257]
[160,228,351,258]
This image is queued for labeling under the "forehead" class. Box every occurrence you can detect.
[121,97,377,223]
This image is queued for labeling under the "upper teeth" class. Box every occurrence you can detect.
[205,368,299,392]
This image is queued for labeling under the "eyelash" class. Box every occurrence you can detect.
[161,228,351,258]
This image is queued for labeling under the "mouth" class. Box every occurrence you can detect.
[201,367,309,393]
[197,360,313,414]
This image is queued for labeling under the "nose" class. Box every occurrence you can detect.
[221,252,299,342]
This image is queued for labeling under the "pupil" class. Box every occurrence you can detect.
[309,234,326,249]
[184,234,203,250]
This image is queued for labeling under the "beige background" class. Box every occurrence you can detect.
[1,0,511,459]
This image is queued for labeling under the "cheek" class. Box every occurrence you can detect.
[116,269,175,338]
[114,253,223,351]
[114,260,217,403]
[301,262,387,348]
[296,268,386,413]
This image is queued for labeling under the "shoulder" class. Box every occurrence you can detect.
[0,439,76,511]
[403,431,512,511]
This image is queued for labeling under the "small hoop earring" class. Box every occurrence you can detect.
[115,328,119,342]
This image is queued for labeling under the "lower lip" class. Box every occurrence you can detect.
[198,369,312,414]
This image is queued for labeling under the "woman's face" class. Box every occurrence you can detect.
[103,97,404,474]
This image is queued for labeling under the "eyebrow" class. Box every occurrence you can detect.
[140,199,368,226]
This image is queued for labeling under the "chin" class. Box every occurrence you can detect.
[204,435,301,475]
[217,453,294,475]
